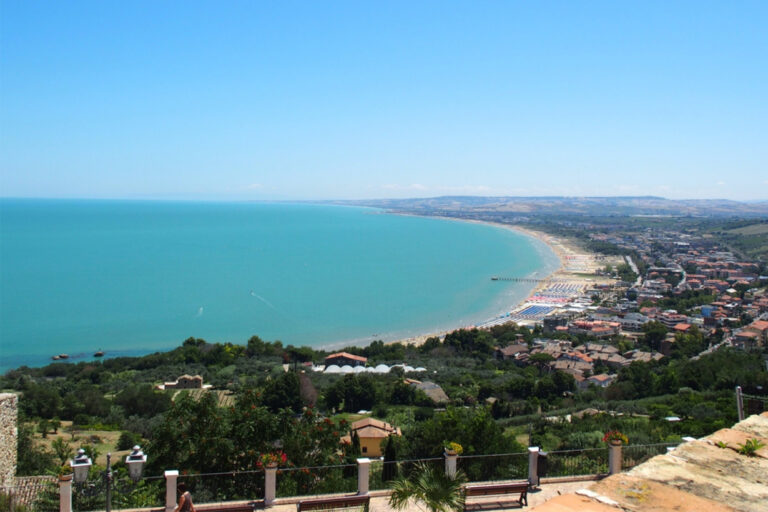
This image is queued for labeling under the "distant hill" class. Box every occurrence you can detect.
[333,196,768,218]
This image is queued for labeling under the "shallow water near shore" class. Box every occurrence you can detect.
[0,199,559,370]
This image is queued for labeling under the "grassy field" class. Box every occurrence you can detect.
[30,420,129,467]
[728,223,768,236]
[717,224,768,261]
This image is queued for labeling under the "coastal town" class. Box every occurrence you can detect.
[482,223,768,386]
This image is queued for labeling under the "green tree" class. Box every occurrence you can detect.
[114,384,172,417]
[528,353,554,374]
[117,431,141,451]
[325,375,379,412]
[642,321,668,351]
[51,437,72,465]
[382,435,399,482]
[405,407,523,458]
[17,424,55,475]
[37,418,51,438]
[262,372,302,412]
[147,392,233,475]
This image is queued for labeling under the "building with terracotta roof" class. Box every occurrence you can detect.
[673,322,693,333]
[324,352,367,367]
[342,417,401,457]
[567,320,620,338]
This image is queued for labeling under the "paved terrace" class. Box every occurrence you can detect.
[530,412,768,512]
[211,477,597,512]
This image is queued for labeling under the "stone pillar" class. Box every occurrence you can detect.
[608,443,622,475]
[527,447,540,487]
[444,451,458,478]
[59,474,72,512]
[164,470,178,512]
[0,394,18,486]
[264,464,277,507]
[357,458,371,495]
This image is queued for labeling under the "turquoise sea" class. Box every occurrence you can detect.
[0,199,559,371]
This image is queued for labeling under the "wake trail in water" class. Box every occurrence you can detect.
[250,290,292,320]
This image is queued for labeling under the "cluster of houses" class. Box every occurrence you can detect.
[536,230,768,357]
[496,340,663,390]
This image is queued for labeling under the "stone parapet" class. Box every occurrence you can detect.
[0,393,18,486]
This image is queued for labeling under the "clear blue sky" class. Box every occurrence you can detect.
[1,1,766,201]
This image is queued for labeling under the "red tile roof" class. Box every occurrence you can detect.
[325,352,367,362]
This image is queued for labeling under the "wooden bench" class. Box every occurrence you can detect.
[197,503,256,512]
[464,482,529,509]
[296,494,370,512]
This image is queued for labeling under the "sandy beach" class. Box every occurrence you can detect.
[385,218,616,347]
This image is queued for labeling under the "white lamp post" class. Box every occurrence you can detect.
[70,449,92,483]
[126,445,147,481]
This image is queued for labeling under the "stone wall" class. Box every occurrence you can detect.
[0,393,18,486]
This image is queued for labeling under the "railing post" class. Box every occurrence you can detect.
[164,470,178,512]
[528,447,540,487]
[444,450,458,478]
[59,474,72,512]
[357,458,371,495]
[264,464,277,507]
[608,443,622,475]
[736,386,744,421]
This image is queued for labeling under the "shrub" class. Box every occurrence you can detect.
[117,431,141,451]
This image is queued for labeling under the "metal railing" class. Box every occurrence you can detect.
[544,448,609,477]
[369,457,443,492]
[50,442,682,510]
[275,464,356,498]
[177,470,263,505]
[458,452,528,482]
[622,443,677,470]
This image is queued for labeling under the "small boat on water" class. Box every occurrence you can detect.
[52,353,69,360]
[94,350,104,357]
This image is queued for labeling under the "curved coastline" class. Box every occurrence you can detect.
[367,214,574,348]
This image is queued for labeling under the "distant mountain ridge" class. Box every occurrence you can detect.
[331,196,768,218]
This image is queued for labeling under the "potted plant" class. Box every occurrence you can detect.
[602,431,628,446]
[444,442,463,456]
[258,451,287,468]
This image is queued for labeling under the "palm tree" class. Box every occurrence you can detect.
[389,462,467,512]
